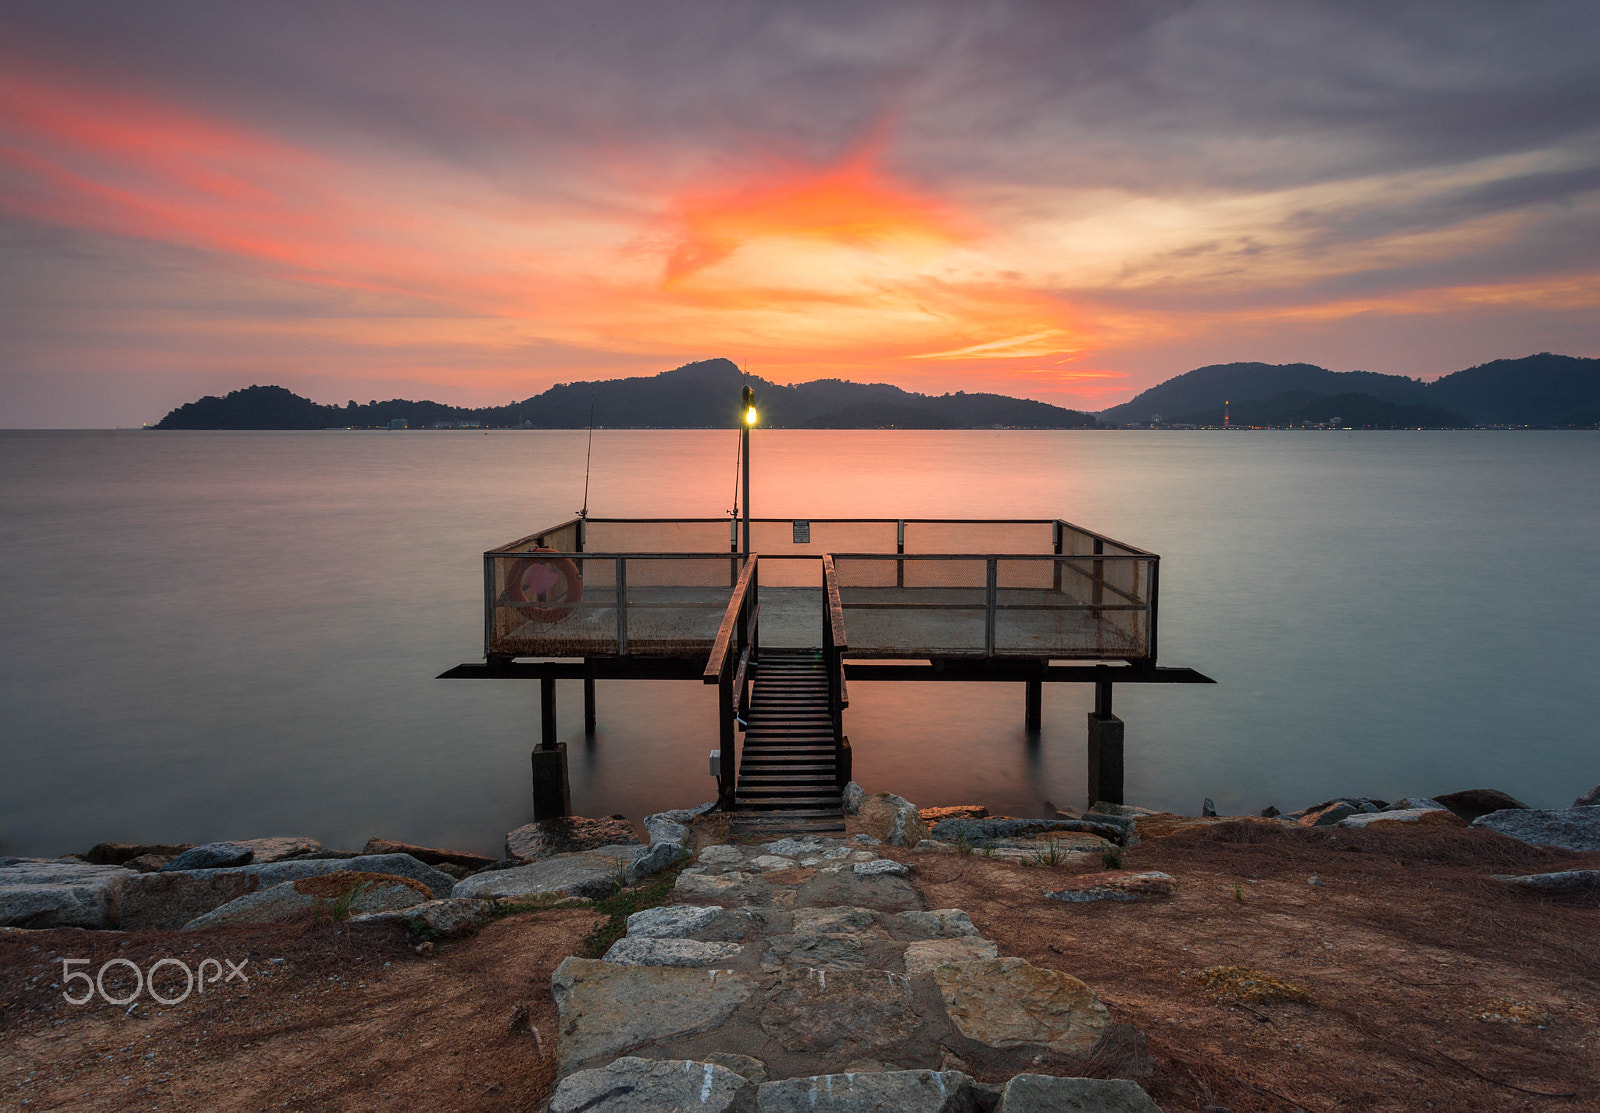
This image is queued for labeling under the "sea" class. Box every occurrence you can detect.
[2,428,1596,858]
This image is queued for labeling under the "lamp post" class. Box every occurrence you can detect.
[741,385,756,559]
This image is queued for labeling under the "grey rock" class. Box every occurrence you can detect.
[452,848,636,902]
[1493,870,1600,894]
[914,840,953,852]
[1472,807,1600,851]
[505,815,641,863]
[705,1052,768,1084]
[1388,797,1446,812]
[756,1069,978,1113]
[851,834,883,846]
[700,844,748,865]
[163,842,255,871]
[842,781,866,815]
[182,871,429,930]
[1260,805,1280,818]
[1434,788,1530,823]
[897,909,980,938]
[794,868,921,912]
[760,932,871,970]
[645,814,690,846]
[761,837,835,858]
[904,937,999,975]
[1575,785,1600,809]
[853,858,909,877]
[757,967,921,1055]
[629,840,688,882]
[1338,808,1464,829]
[552,957,755,1072]
[1202,797,1217,817]
[550,1056,756,1113]
[997,1074,1163,1113]
[748,855,799,871]
[626,903,726,939]
[348,896,495,936]
[931,816,1127,846]
[602,937,744,967]
[0,859,133,929]
[1086,803,1157,818]
[1044,871,1178,903]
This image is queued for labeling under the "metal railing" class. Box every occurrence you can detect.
[822,555,851,790]
[703,556,759,807]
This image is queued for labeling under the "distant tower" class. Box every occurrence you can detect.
[1224,399,1230,428]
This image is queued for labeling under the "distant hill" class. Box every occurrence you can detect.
[1098,353,1599,427]
[152,359,1098,430]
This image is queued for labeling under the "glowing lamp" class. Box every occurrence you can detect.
[745,406,759,425]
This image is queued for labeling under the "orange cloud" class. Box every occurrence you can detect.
[658,144,972,283]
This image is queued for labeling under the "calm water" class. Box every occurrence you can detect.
[2,429,1596,858]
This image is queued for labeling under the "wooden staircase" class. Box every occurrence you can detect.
[731,650,846,834]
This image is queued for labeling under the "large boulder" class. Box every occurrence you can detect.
[996,1075,1163,1113]
[842,781,866,815]
[182,872,430,930]
[552,956,756,1073]
[505,816,641,862]
[233,837,322,863]
[0,859,133,929]
[625,903,726,939]
[360,838,495,871]
[1472,807,1600,852]
[348,897,496,936]
[116,853,456,930]
[904,937,1000,975]
[1433,788,1529,823]
[552,1057,756,1113]
[756,1070,979,1112]
[452,846,640,902]
[757,967,922,1056]
[644,801,716,847]
[858,793,928,847]
[1573,785,1600,809]
[932,957,1110,1055]
[601,937,744,967]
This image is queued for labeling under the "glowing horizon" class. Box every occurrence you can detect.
[1,2,1597,426]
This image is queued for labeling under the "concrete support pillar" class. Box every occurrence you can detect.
[531,743,571,820]
[533,676,571,819]
[1087,712,1125,808]
[583,677,597,735]
[1024,680,1042,734]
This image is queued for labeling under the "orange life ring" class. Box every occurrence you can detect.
[505,548,583,623]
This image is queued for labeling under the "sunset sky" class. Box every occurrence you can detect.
[2,1,1598,426]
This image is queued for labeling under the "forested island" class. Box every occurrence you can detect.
[152,353,1600,430]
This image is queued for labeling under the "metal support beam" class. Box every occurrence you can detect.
[1024,680,1042,733]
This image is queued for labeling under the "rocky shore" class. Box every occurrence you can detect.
[3,780,1598,1111]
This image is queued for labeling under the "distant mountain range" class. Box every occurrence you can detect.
[153,352,1599,430]
[152,358,1097,430]
[1099,353,1599,427]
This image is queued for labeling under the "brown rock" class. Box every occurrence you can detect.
[1044,871,1177,903]
[505,816,641,862]
[1434,788,1530,823]
[758,966,921,1055]
[919,805,989,823]
[233,837,322,863]
[932,957,1110,1055]
[123,854,177,873]
[85,843,194,866]
[362,838,497,870]
[858,793,929,847]
[904,937,1000,975]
